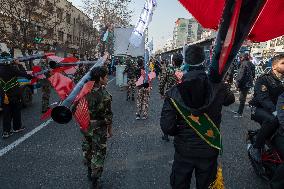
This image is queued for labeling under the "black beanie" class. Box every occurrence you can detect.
[185,45,205,66]
[172,53,183,67]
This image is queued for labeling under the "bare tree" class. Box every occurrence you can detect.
[0,0,71,52]
[83,0,133,55]
[83,0,133,28]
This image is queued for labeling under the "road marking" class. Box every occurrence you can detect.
[0,119,53,157]
[0,78,116,157]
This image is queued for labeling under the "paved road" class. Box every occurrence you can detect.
[0,79,268,189]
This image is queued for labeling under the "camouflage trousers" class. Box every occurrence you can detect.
[41,81,51,112]
[127,78,136,99]
[136,87,150,117]
[159,76,165,96]
[82,126,107,179]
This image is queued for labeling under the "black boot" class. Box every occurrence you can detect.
[87,167,92,180]
[92,177,99,189]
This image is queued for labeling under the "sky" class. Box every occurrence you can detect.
[68,0,191,51]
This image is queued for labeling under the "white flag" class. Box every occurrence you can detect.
[129,0,157,48]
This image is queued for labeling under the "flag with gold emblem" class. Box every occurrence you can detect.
[170,98,222,150]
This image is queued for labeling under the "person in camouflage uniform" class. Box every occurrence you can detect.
[159,54,183,141]
[159,60,167,81]
[81,66,113,188]
[159,54,183,98]
[136,59,151,120]
[40,60,51,113]
[124,57,138,101]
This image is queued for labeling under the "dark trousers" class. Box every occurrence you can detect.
[252,108,279,148]
[2,102,22,132]
[237,88,249,114]
[270,134,284,189]
[170,152,217,189]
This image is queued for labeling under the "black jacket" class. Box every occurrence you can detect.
[236,60,255,89]
[0,64,33,103]
[277,92,284,135]
[160,70,235,158]
[250,72,284,113]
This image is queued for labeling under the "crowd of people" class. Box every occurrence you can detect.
[1,44,284,188]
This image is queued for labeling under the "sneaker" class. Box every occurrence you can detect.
[234,113,243,118]
[131,96,135,101]
[13,127,26,133]
[136,113,140,120]
[162,135,170,142]
[141,116,147,120]
[2,132,13,139]
[249,146,261,163]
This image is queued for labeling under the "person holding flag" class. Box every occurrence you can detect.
[160,45,235,189]
[81,66,113,188]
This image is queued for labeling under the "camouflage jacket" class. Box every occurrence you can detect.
[124,62,138,79]
[159,66,178,95]
[85,85,112,135]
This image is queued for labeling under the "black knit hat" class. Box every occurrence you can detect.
[184,45,205,66]
[172,53,183,67]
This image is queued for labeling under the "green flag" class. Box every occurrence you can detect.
[170,98,222,150]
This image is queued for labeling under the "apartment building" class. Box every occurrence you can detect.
[0,0,96,56]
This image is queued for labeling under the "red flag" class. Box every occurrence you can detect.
[218,0,242,74]
[178,0,284,42]
[48,73,75,100]
[74,97,90,132]
[74,81,95,103]
[61,57,78,63]
[40,108,52,121]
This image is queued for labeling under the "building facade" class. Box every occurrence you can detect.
[187,18,203,43]
[0,0,97,58]
[173,18,189,49]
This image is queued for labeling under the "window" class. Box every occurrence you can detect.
[58,31,64,41]
[66,13,71,24]
[67,34,72,43]
[57,8,63,20]
[45,1,54,11]
[47,28,54,38]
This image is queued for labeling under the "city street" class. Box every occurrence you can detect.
[0,79,268,189]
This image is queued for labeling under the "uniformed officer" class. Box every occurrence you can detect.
[136,59,151,120]
[81,66,113,188]
[124,57,138,101]
[159,53,183,98]
[0,58,34,138]
[39,60,52,113]
[249,54,284,162]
